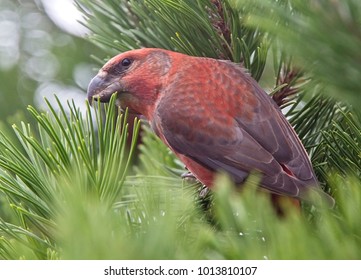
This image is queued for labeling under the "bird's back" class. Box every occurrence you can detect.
[155,54,331,203]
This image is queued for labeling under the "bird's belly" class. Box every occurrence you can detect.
[176,154,215,187]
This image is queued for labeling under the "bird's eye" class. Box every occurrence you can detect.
[121,58,132,67]
[112,58,133,74]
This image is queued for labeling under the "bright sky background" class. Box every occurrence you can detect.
[37,0,93,113]
[41,0,88,37]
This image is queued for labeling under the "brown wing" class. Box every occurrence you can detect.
[154,57,330,202]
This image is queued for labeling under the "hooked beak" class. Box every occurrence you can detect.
[87,73,122,105]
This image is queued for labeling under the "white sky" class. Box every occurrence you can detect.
[41,0,88,37]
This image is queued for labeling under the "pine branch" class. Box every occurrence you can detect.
[0,96,139,259]
[241,0,361,105]
[77,0,268,79]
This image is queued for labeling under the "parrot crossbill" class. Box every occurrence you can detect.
[87,48,334,208]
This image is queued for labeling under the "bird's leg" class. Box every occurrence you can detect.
[180,170,209,198]
[199,185,210,198]
[181,171,197,180]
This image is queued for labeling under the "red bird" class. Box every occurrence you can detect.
[87,48,333,208]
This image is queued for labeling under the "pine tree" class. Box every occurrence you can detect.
[0,0,360,259]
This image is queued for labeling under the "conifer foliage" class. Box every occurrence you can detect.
[0,0,360,259]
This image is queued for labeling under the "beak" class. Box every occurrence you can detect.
[87,73,122,105]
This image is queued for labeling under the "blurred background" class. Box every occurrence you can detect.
[0,0,101,125]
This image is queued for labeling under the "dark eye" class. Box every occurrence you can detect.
[121,58,132,67]
[113,58,133,74]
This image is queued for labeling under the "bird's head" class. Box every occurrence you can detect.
[87,48,172,118]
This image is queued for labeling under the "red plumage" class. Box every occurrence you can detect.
[87,48,333,208]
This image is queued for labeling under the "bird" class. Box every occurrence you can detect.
[87,48,334,211]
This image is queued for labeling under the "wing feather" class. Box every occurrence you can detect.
[154,57,328,201]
